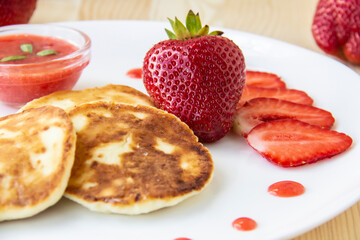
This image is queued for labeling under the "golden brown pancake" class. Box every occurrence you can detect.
[20,84,154,112]
[65,102,213,214]
[0,106,76,221]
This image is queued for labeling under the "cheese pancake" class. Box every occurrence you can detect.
[20,84,154,112]
[65,102,213,215]
[0,106,76,221]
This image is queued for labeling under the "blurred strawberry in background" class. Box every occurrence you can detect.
[0,0,37,26]
[312,0,360,65]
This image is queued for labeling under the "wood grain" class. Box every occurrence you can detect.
[30,0,360,239]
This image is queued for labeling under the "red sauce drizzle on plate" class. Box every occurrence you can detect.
[268,180,305,197]
[232,217,257,231]
[174,238,191,240]
[126,68,142,79]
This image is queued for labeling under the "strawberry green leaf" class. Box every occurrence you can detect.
[174,17,190,40]
[186,10,202,35]
[209,30,224,36]
[165,29,177,39]
[194,25,209,37]
[194,12,202,32]
[167,18,175,30]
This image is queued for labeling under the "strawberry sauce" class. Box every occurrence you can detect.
[126,68,142,79]
[232,217,257,231]
[0,34,78,64]
[0,33,88,105]
[268,181,305,197]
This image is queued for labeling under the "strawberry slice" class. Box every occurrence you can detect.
[238,86,314,107]
[233,98,335,137]
[246,70,286,88]
[247,119,352,167]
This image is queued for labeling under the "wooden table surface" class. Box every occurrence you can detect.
[30,0,360,239]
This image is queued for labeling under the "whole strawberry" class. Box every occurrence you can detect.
[312,0,360,64]
[0,0,37,26]
[143,10,246,143]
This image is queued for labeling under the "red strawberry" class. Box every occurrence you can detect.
[237,85,314,107]
[312,0,360,64]
[247,119,352,167]
[0,0,37,26]
[245,70,286,88]
[233,98,334,136]
[143,10,246,142]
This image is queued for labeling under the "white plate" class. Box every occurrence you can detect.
[1,21,360,240]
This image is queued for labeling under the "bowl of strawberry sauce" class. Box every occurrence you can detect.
[0,24,91,107]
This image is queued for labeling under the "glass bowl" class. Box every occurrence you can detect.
[0,24,91,107]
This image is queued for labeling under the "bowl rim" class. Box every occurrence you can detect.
[0,23,91,67]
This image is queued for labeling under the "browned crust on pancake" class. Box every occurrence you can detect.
[21,84,154,111]
[98,85,153,105]
[0,106,75,212]
[66,102,213,207]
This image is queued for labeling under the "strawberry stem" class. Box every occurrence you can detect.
[166,10,223,40]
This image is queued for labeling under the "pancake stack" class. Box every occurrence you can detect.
[0,84,213,220]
